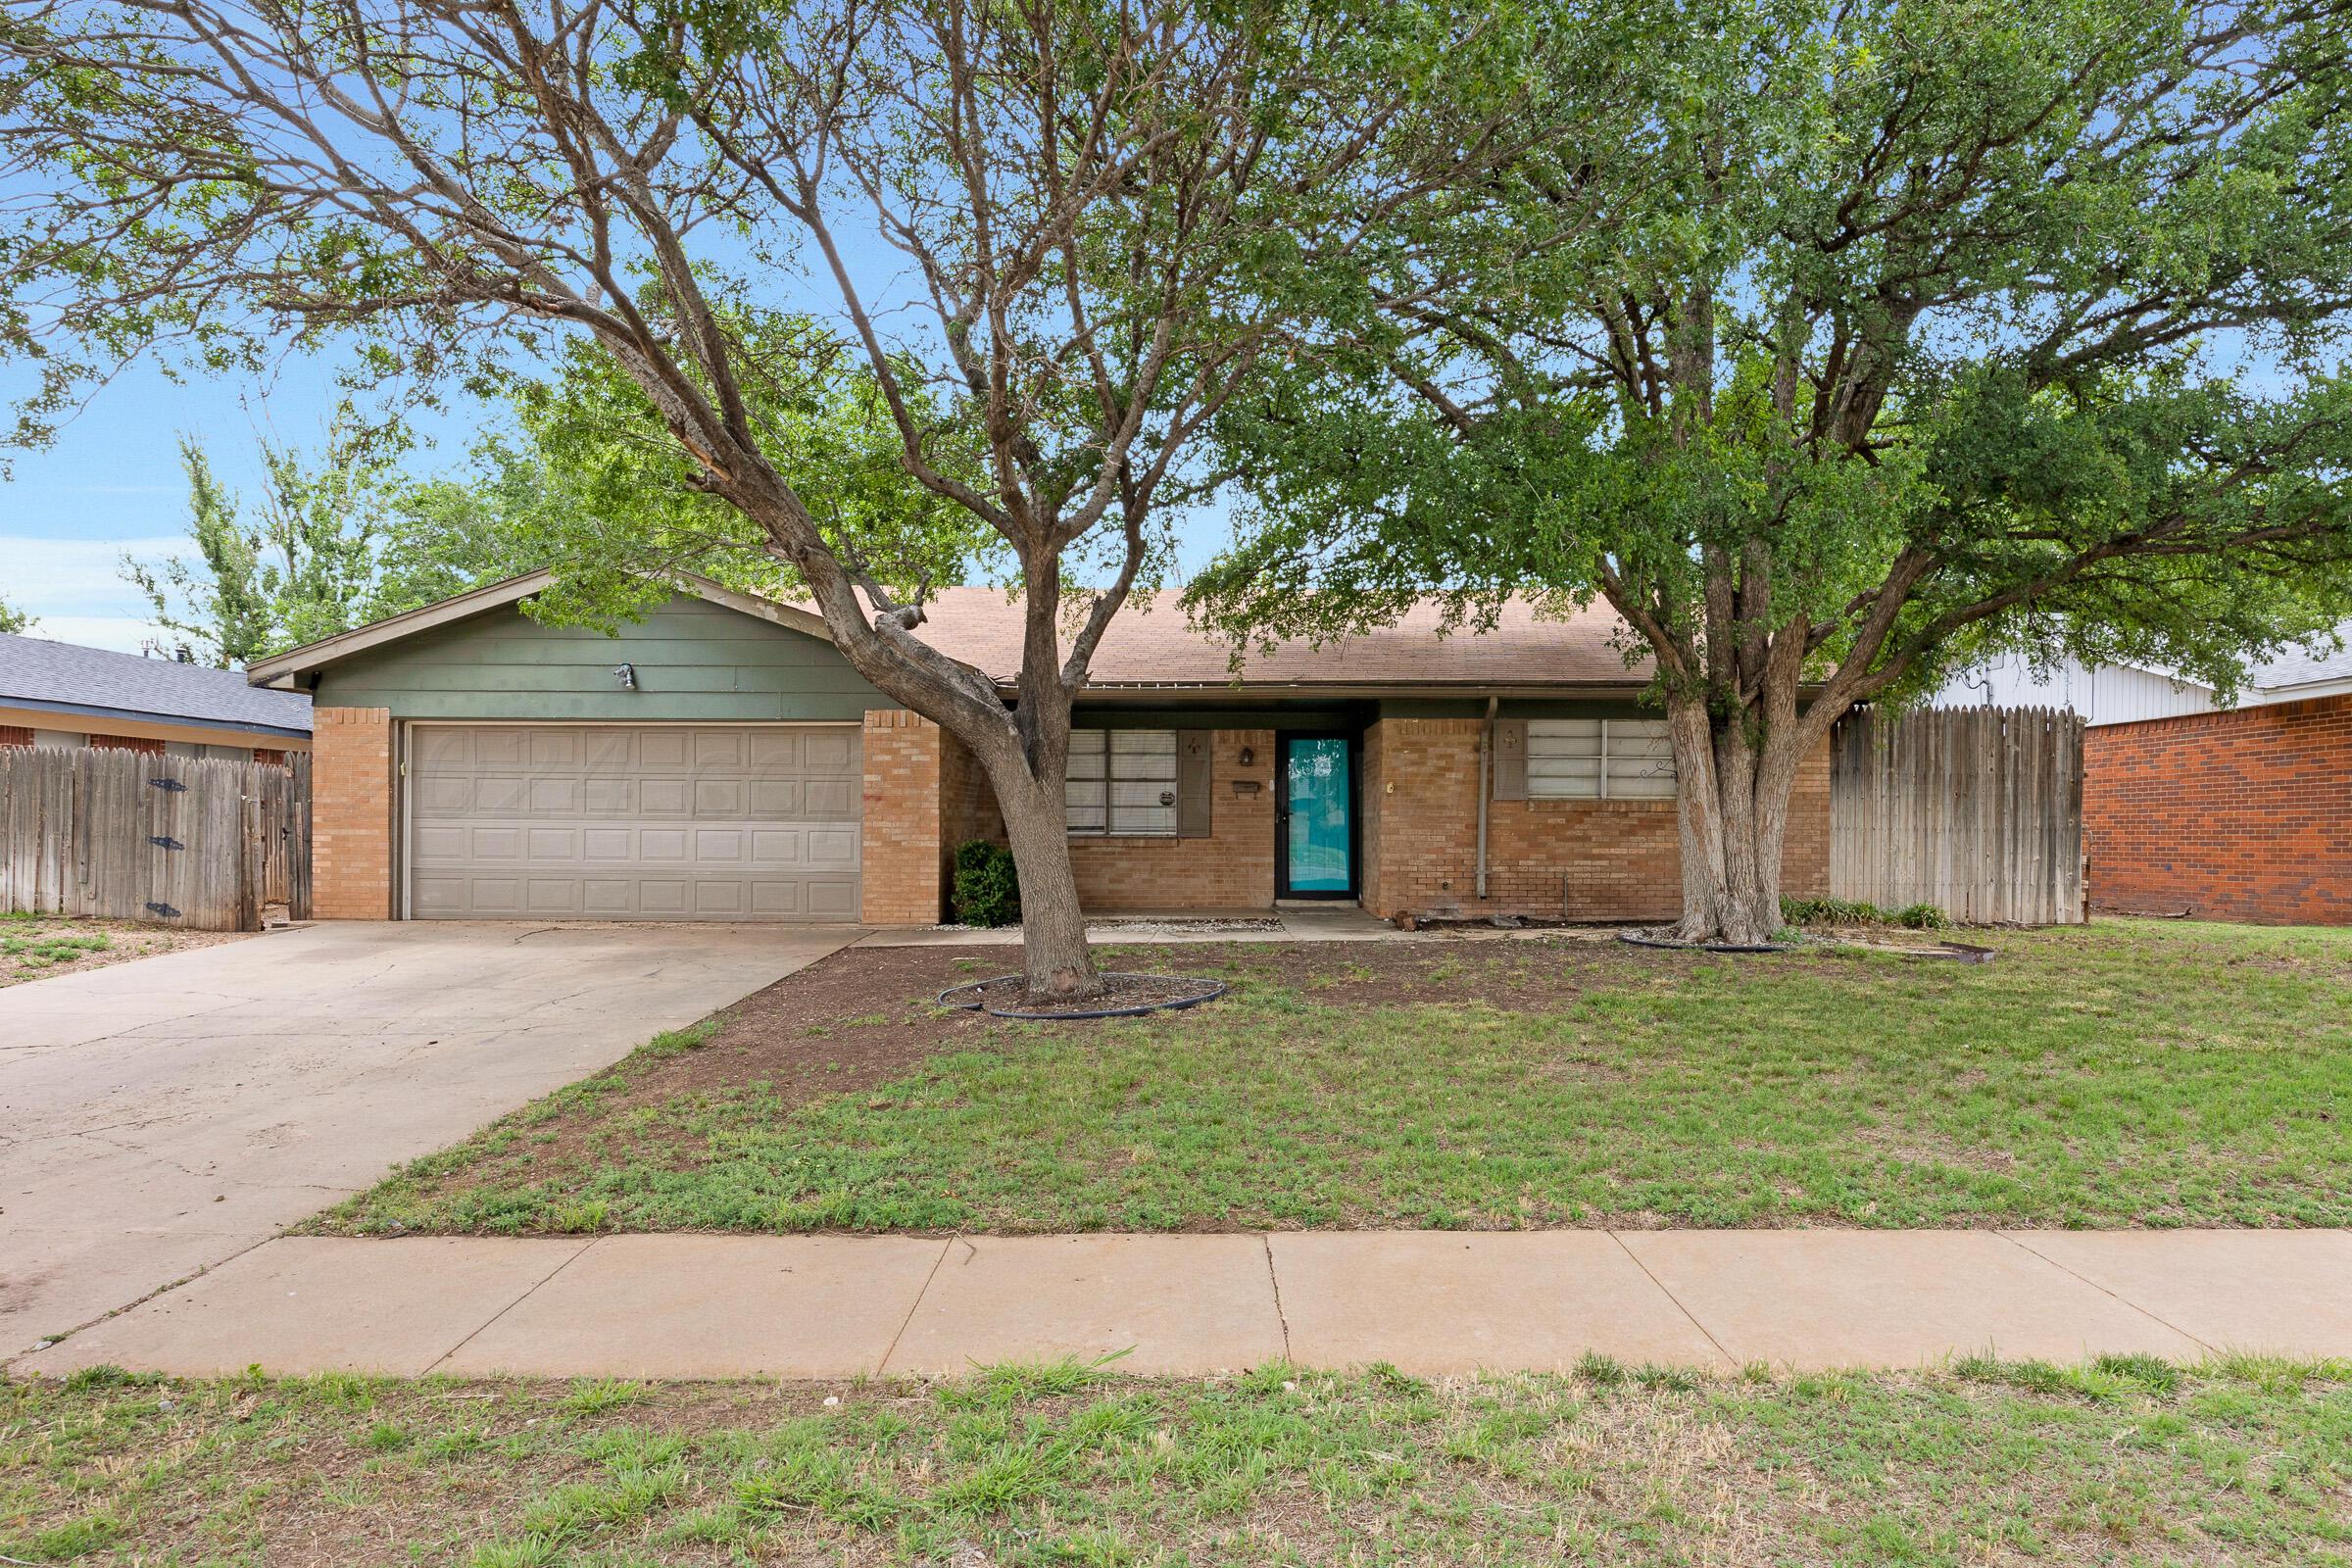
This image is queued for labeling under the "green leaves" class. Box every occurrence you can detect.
[1198,0,2352,707]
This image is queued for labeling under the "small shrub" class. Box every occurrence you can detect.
[1894,902,1949,930]
[952,839,1021,928]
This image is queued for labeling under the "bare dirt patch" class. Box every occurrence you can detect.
[0,914,252,988]
[575,937,1709,1114]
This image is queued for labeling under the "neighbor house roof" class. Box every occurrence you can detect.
[247,572,1653,696]
[2247,635,2352,695]
[1,632,314,737]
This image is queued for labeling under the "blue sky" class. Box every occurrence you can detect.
[0,348,1238,656]
[0,352,441,653]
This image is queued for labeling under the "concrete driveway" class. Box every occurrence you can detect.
[0,921,860,1355]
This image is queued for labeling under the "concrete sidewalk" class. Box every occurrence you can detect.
[17,1229,2352,1381]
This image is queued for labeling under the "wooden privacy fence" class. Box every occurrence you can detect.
[0,747,311,930]
[1830,706,2084,924]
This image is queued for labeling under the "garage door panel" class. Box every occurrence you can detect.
[582,779,636,814]
[750,780,803,816]
[695,730,748,767]
[474,731,529,766]
[582,731,637,769]
[582,827,631,860]
[750,731,803,766]
[411,724,861,921]
[809,828,859,870]
[807,879,859,918]
[468,826,522,858]
[640,730,691,767]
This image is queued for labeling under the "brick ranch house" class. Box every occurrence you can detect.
[247,571,1830,926]
[1942,638,2352,925]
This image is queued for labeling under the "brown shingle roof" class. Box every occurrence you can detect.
[907,588,1651,690]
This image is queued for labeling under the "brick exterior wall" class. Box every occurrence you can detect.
[312,707,394,919]
[0,725,30,747]
[940,726,1007,856]
[86,733,166,756]
[1067,728,1277,910]
[2082,692,2350,925]
[860,710,950,925]
[1361,717,1830,921]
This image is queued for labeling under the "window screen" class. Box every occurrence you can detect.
[1065,728,1179,835]
[1527,718,1676,799]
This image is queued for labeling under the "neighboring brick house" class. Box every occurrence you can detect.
[1940,640,2352,925]
[247,570,1831,926]
[0,631,313,760]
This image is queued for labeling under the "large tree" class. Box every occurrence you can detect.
[0,0,1552,998]
[1194,0,2352,943]
[124,413,419,667]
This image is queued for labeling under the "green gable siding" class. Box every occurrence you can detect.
[310,595,890,721]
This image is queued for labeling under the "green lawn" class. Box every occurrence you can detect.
[6,1355,2347,1564]
[318,918,2352,1236]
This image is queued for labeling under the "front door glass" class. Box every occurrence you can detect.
[1284,737,1352,893]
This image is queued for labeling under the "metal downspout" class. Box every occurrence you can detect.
[1476,696,1497,900]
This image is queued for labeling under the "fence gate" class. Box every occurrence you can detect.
[1830,707,2085,924]
[0,747,313,930]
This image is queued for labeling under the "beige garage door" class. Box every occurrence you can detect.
[408,725,861,920]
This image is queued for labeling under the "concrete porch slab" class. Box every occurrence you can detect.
[883,1234,1286,1376]
[1270,1231,1731,1372]
[1618,1230,2205,1370]
[858,906,1412,947]
[2004,1229,2352,1356]
[17,1237,591,1378]
[437,1235,951,1379]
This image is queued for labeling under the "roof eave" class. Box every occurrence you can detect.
[245,570,837,686]
[0,694,312,739]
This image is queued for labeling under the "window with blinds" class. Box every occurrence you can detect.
[1064,728,1180,835]
[1526,718,1677,799]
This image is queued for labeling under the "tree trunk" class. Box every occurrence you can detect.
[1661,691,1799,946]
[989,769,1102,1004]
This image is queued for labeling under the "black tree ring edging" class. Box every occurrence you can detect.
[1617,928,1791,955]
[936,972,1228,1020]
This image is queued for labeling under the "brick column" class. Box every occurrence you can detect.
[860,710,949,924]
[1783,732,1833,899]
[312,707,394,919]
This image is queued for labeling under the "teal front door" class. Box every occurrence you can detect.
[1279,735,1355,897]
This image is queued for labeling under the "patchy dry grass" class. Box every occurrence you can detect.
[0,911,248,987]
[4,1355,2348,1565]
[317,918,2352,1236]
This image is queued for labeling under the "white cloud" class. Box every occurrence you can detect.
[14,614,158,655]
[1,535,186,643]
